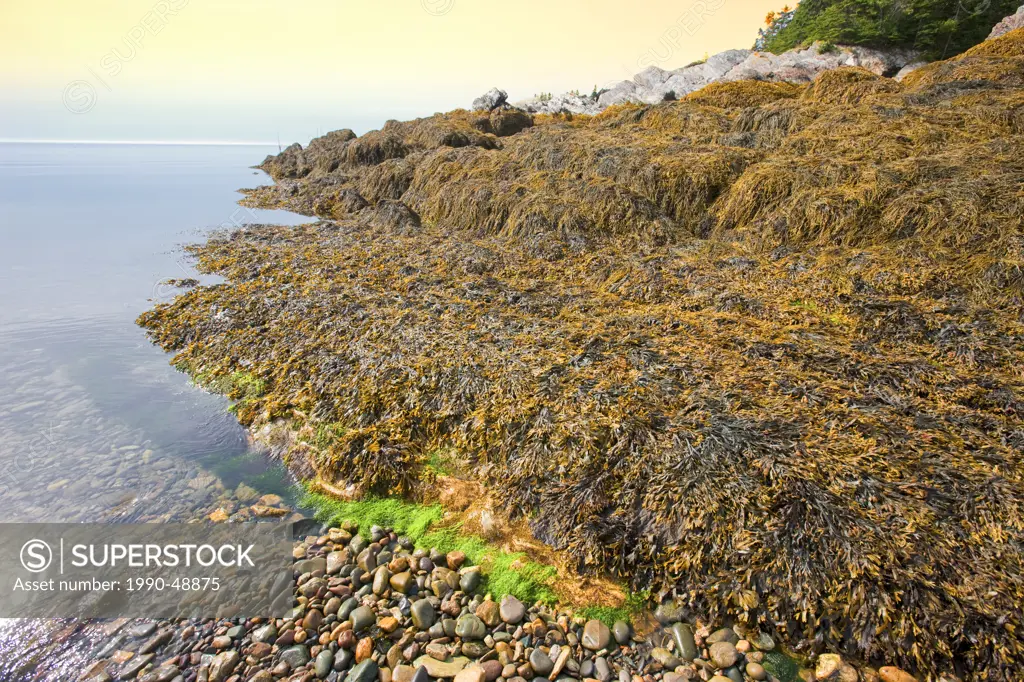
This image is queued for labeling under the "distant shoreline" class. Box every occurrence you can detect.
[0,138,278,146]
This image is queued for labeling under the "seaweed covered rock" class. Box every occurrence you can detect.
[141,28,1024,681]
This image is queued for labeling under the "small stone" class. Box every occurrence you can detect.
[548,646,571,679]
[651,648,680,670]
[462,641,488,658]
[447,551,467,570]
[708,642,739,669]
[476,600,501,627]
[594,658,611,682]
[374,567,392,595]
[460,569,482,593]
[612,621,631,645]
[722,667,744,682]
[351,605,376,632]
[528,649,553,677]
[427,643,449,661]
[348,660,381,682]
[327,551,348,575]
[481,660,503,682]
[706,629,738,646]
[390,571,414,594]
[251,504,289,517]
[280,645,311,669]
[581,620,611,652]
[456,614,487,640]
[455,665,486,682]
[499,596,525,624]
[118,653,154,680]
[750,632,775,652]
[745,663,767,681]
[304,609,324,631]
[815,654,858,682]
[670,623,697,661]
[879,668,917,682]
[357,636,375,663]
[316,650,336,679]
[412,599,436,630]
[138,630,172,655]
[380,616,400,633]
[414,655,471,678]
[394,666,416,682]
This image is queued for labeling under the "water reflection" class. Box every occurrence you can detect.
[0,142,312,677]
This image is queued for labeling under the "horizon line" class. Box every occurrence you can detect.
[0,138,281,146]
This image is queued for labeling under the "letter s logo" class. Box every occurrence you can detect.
[20,539,52,573]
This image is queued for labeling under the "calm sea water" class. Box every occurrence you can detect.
[0,142,309,677]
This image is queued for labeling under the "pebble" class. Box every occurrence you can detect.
[118,653,154,680]
[349,660,381,682]
[650,648,680,669]
[477,600,501,627]
[582,620,611,652]
[708,642,739,669]
[670,623,697,661]
[879,667,918,682]
[456,614,487,641]
[460,568,482,593]
[415,655,471,678]
[351,605,376,631]
[455,665,487,682]
[208,651,239,682]
[745,662,767,681]
[499,596,525,624]
[612,621,631,645]
[315,650,335,679]
[706,628,738,646]
[281,644,311,668]
[529,648,554,677]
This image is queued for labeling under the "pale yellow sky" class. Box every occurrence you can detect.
[0,0,779,142]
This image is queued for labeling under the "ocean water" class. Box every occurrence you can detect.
[0,142,309,677]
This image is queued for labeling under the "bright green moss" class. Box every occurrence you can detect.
[299,490,558,604]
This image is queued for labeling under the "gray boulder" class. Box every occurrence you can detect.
[472,88,508,112]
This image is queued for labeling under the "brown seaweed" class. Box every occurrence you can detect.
[139,29,1024,680]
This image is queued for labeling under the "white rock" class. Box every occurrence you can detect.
[988,4,1024,40]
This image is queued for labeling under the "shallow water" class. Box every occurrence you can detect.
[0,142,309,675]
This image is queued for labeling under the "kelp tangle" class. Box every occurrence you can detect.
[139,30,1024,680]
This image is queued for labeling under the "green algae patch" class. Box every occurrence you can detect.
[299,489,558,605]
[762,650,800,682]
[576,590,650,627]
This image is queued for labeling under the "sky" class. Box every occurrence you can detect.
[0,0,780,145]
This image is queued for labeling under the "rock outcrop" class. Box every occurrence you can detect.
[514,43,918,115]
[989,3,1024,39]
[471,88,507,112]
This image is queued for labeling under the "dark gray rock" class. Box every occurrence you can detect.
[529,649,553,677]
[671,622,698,661]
